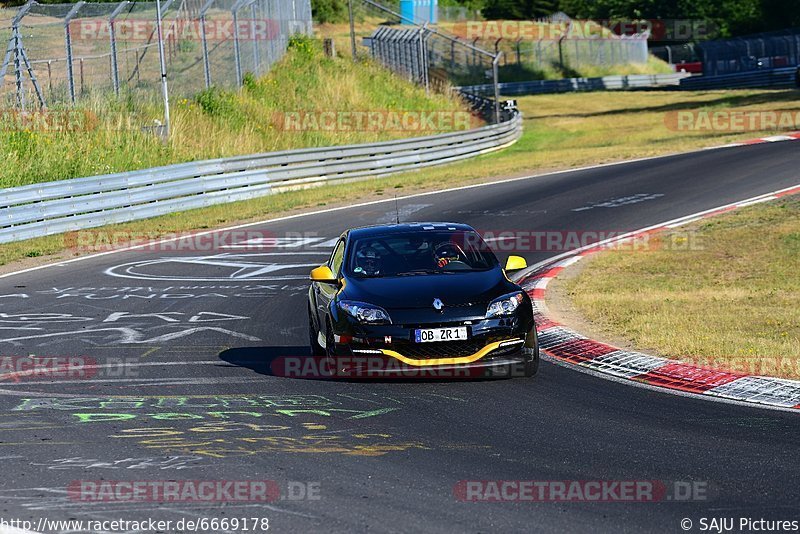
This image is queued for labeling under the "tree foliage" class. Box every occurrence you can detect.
[311,0,350,24]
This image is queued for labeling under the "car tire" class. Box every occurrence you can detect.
[522,326,540,378]
[309,307,325,356]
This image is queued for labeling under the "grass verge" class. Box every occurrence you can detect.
[563,196,800,379]
[2,87,799,271]
[0,35,468,189]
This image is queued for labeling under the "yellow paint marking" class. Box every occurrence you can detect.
[380,340,513,367]
[302,423,328,430]
[140,346,161,359]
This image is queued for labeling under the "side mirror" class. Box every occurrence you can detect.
[504,255,527,272]
[310,265,338,283]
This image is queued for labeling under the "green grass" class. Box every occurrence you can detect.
[0,35,468,189]
[564,197,800,379]
[2,82,799,271]
[494,55,673,83]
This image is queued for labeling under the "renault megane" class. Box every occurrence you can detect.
[307,223,539,378]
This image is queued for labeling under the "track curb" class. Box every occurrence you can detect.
[519,181,800,411]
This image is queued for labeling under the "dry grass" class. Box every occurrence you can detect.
[564,197,800,379]
[3,87,800,272]
[0,36,467,188]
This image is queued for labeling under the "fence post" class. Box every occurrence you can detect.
[231,0,248,86]
[13,26,24,110]
[418,25,429,93]
[155,0,171,137]
[348,0,357,61]
[109,1,129,96]
[199,0,214,89]
[251,2,261,75]
[79,57,84,96]
[63,1,85,105]
[492,52,501,124]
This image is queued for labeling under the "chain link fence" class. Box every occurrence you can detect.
[0,0,312,110]
[697,29,800,76]
[355,0,503,123]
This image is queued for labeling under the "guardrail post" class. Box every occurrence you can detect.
[63,1,85,105]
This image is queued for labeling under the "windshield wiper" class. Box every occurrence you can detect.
[396,269,454,276]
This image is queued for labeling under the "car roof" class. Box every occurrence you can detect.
[346,222,476,240]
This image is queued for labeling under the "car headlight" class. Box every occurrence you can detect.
[486,292,524,318]
[339,301,392,324]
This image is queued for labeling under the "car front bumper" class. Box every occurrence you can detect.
[329,313,533,371]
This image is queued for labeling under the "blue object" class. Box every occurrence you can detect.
[400,0,438,25]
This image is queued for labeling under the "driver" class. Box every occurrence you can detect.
[354,247,382,276]
[433,241,465,269]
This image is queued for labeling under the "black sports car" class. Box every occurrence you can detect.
[307,223,539,378]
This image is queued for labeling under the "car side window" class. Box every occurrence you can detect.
[329,239,345,277]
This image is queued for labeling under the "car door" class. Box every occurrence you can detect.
[315,236,346,338]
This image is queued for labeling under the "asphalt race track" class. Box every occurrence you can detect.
[0,142,798,533]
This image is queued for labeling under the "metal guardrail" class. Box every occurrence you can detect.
[458,73,690,96]
[677,67,798,90]
[0,110,522,244]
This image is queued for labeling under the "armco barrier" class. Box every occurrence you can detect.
[677,67,798,90]
[0,110,522,244]
[458,72,690,96]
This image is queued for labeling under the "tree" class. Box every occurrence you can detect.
[311,0,350,24]
[482,0,558,19]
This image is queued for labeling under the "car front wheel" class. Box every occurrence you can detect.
[309,307,325,356]
[522,326,540,378]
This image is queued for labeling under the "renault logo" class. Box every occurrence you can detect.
[432,298,444,311]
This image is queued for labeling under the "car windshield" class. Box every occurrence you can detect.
[346,230,499,278]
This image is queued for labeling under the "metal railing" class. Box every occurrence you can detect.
[459,72,690,96]
[677,67,797,90]
[698,29,800,76]
[0,0,313,110]
[0,108,522,244]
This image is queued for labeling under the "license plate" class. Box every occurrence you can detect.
[414,327,468,343]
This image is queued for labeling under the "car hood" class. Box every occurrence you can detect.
[342,268,517,309]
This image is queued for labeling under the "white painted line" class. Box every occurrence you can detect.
[4,139,798,281]
[735,196,778,208]
[665,217,703,228]
[515,181,800,281]
[762,135,795,142]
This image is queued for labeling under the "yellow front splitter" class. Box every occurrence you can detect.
[378,339,523,367]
